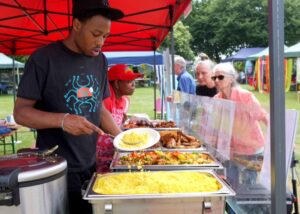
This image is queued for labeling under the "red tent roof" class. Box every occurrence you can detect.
[0,0,191,55]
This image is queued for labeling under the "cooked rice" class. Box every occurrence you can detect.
[93,171,221,194]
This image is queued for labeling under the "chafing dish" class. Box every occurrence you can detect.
[122,119,180,131]
[83,170,235,214]
[110,151,223,171]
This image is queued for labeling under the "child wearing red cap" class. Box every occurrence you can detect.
[96,64,143,172]
[103,64,143,126]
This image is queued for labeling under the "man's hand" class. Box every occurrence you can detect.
[62,114,104,136]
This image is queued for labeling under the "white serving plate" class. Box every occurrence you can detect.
[113,128,160,152]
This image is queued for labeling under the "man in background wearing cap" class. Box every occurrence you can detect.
[174,56,196,94]
[103,64,143,126]
[96,64,142,173]
[13,0,124,213]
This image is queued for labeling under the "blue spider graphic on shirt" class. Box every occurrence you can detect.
[64,74,100,115]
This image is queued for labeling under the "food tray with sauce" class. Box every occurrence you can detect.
[110,151,223,171]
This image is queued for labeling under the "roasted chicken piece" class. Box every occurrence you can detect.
[159,130,202,149]
[154,121,176,128]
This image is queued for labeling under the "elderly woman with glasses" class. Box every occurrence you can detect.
[212,62,268,187]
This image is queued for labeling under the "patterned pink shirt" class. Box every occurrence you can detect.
[214,87,268,155]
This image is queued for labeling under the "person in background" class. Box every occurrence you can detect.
[195,59,217,97]
[174,56,196,94]
[96,64,143,173]
[13,0,123,213]
[212,62,268,188]
[103,64,143,126]
[198,52,209,61]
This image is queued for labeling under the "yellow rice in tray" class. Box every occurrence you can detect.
[93,171,222,194]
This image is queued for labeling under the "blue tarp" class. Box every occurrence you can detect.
[104,51,163,66]
[222,48,265,62]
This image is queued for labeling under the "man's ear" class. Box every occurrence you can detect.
[73,18,82,32]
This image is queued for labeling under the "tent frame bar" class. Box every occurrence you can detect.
[116,20,170,29]
[0,11,41,22]
[268,0,286,213]
[0,2,70,16]
[125,6,169,18]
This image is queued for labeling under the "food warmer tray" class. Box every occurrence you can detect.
[110,151,223,171]
[160,144,207,152]
[121,119,181,131]
[83,170,235,214]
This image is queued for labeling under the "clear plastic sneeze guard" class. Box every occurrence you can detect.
[167,91,295,213]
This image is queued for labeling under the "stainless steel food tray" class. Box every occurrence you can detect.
[83,170,235,200]
[122,119,180,131]
[160,144,207,152]
[110,151,223,171]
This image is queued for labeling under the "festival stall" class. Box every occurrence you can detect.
[246,46,292,93]
[0,1,293,214]
[222,47,265,62]
[284,42,300,91]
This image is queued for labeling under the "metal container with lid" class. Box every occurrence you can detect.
[84,170,235,214]
[0,148,68,214]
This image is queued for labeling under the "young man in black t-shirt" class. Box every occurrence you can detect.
[13,0,124,213]
[195,59,218,97]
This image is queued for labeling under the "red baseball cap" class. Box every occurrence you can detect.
[108,64,143,81]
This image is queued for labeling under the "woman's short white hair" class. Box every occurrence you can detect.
[213,62,238,78]
[175,56,186,69]
[213,62,238,86]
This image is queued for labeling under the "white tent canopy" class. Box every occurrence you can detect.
[0,53,24,69]
[284,42,300,58]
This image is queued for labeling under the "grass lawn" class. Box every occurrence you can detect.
[0,88,161,154]
[1,86,299,167]
[0,85,300,154]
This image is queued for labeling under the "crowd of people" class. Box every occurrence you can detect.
[169,54,268,189]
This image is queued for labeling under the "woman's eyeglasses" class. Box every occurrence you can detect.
[211,75,225,81]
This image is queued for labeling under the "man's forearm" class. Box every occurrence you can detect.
[14,106,64,129]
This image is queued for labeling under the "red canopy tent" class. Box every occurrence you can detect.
[0,0,191,55]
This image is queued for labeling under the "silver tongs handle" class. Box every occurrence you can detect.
[42,145,59,156]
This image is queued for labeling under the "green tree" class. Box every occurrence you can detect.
[285,0,300,46]
[13,55,29,63]
[184,0,300,61]
[160,21,195,60]
[184,0,269,61]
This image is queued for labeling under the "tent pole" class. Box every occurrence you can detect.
[12,57,16,105]
[268,0,286,213]
[12,41,16,106]
[153,50,157,120]
[168,5,175,91]
[170,26,175,91]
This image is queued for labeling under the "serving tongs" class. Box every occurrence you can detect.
[17,145,59,158]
